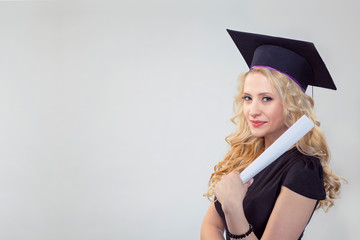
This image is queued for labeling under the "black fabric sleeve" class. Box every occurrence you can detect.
[283,156,326,200]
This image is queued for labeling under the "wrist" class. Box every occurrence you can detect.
[221,199,244,216]
[226,224,253,239]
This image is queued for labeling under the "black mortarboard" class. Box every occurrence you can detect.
[227,29,336,91]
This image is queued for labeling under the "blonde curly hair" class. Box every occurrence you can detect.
[204,67,345,211]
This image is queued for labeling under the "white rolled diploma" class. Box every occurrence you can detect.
[239,115,315,183]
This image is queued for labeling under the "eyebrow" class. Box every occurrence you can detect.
[243,92,274,96]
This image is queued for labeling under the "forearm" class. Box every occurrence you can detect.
[223,205,258,240]
[214,173,256,239]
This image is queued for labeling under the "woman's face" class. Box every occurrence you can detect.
[243,72,288,148]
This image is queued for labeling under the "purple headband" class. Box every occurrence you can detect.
[250,65,306,92]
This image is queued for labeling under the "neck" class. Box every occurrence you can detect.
[264,137,274,150]
[264,135,280,150]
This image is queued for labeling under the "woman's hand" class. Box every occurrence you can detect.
[214,172,253,214]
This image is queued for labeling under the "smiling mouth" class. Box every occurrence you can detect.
[250,120,266,127]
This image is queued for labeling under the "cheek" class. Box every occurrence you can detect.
[242,105,249,118]
[273,105,284,123]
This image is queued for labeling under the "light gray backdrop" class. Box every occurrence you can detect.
[0,0,358,239]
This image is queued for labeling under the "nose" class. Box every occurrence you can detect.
[249,100,261,118]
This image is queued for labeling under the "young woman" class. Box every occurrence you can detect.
[201,30,345,240]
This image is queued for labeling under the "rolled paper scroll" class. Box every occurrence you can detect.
[239,115,315,183]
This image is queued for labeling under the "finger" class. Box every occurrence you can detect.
[245,178,254,187]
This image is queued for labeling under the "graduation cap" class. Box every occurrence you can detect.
[227,29,336,91]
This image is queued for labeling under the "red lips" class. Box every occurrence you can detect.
[250,120,266,127]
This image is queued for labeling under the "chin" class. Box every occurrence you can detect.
[250,129,265,138]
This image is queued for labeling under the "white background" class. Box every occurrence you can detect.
[0,0,359,239]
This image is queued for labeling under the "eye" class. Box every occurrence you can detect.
[262,96,273,102]
[243,95,252,101]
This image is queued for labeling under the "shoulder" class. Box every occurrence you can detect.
[282,148,326,200]
[286,149,323,175]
